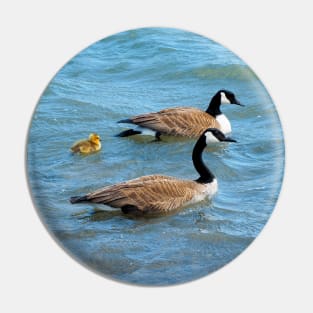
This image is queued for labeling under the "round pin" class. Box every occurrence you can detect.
[27,27,285,286]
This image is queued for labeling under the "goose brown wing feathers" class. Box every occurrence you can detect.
[129,107,221,138]
[84,175,202,213]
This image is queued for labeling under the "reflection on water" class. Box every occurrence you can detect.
[75,208,123,222]
[27,27,284,286]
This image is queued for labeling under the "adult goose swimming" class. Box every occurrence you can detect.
[70,128,236,215]
[117,89,243,140]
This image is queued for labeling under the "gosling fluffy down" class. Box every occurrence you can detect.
[70,133,101,154]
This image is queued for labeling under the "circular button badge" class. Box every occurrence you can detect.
[27,27,284,286]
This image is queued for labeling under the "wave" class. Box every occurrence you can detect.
[101,63,258,85]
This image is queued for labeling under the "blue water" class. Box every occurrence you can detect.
[27,27,284,286]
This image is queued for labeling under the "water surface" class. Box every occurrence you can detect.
[27,27,284,286]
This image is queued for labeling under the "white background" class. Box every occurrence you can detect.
[1,1,312,312]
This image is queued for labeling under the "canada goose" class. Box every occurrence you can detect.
[117,90,243,140]
[70,133,101,154]
[70,128,236,215]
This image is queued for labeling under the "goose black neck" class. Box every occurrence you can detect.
[192,138,215,184]
[206,93,222,117]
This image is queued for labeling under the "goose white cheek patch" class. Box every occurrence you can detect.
[205,132,220,143]
[220,92,231,104]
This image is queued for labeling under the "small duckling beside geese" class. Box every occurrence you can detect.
[70,133,101,155]
[70,128,236,215]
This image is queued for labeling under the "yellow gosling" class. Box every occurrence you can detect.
[70,133,101,154]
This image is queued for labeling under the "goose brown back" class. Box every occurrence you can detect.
[129,107,221,138]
